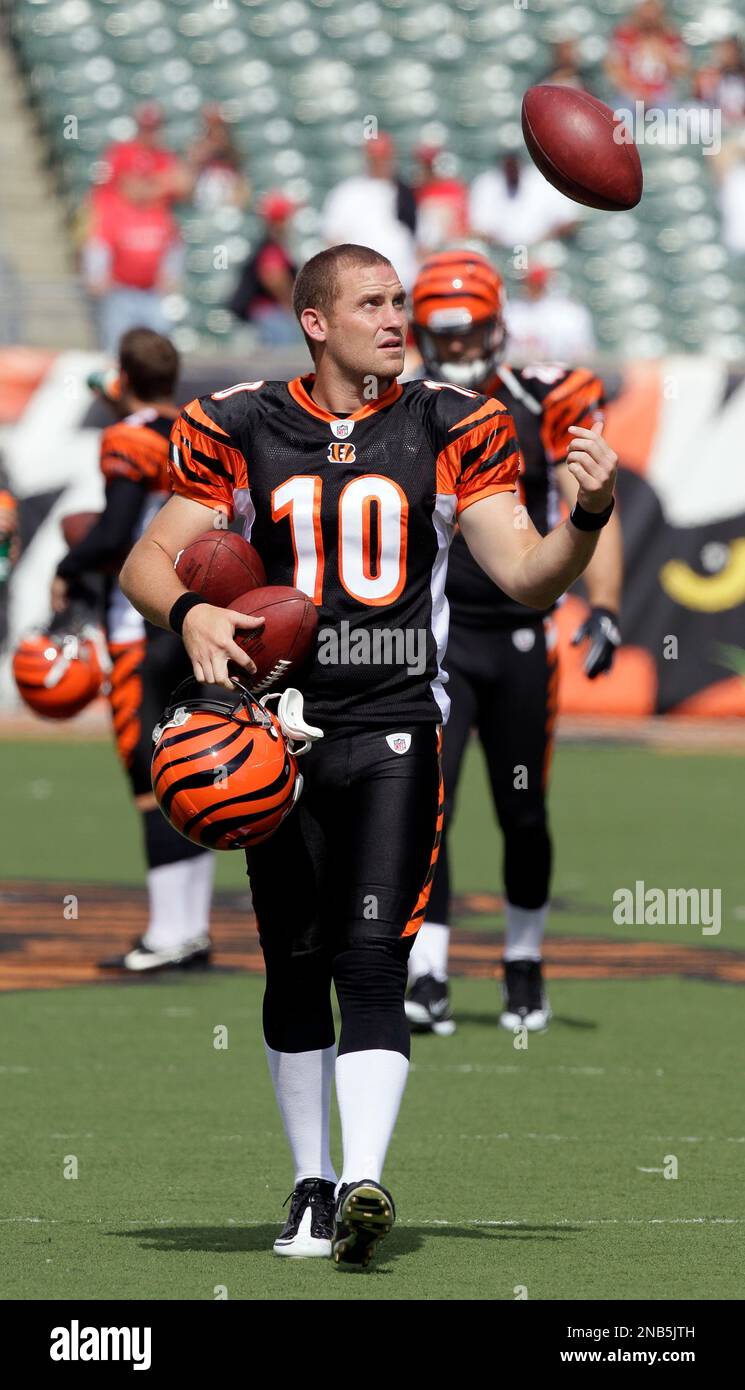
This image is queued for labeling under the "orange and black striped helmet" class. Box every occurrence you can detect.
[151,680,302,851]
[411,249,506,390]
[13,621,109,720]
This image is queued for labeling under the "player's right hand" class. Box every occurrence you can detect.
[182,604,264,690]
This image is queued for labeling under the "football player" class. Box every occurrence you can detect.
[406,250,623,1035]
[119,243,617,1266]
[52,329,215,972]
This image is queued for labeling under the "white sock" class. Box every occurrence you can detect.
[143,852,213,952]
[186,851,215,940]
[336,1049,409,1189]
[503,901,548,962]
[264,1044,337,1186]
[408,921,450,984]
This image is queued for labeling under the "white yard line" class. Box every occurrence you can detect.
[2,1215,743,1228]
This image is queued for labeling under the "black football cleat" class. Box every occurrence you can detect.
[98,936,212,972]
[332,1180,396,1269]
[405,973,456,1035]
[500,958,551,1032]
[273,1178,336,1258]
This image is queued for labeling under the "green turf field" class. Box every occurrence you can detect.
[1,736,743,1300]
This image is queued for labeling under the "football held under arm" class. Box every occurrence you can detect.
[118,399,263,689]
[457,413,617,611]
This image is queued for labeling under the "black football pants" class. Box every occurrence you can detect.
[427,618,558,925]
[245,723,443,1059]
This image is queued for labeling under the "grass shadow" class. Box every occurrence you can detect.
[112,1222,583,1264]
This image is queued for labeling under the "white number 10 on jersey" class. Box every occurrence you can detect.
[271,474,408,607]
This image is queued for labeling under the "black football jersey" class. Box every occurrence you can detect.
[169,374,520,727]
[445,363,604,629]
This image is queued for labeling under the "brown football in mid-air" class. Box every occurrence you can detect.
[228,586,318,694]
[521,85,643,211]
[175,531,266,606]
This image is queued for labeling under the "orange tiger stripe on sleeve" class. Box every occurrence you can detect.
[168,400,247,518]
[541,369,604,465]
[436,407,520,514]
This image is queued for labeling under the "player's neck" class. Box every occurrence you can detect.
[309,363,395,417]
[126,396,179,418]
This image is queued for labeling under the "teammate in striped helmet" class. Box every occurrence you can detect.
[407,249,623,1037]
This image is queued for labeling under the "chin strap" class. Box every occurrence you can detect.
[260,687,324,756]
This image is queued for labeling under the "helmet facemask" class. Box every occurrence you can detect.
[414,309,506,392]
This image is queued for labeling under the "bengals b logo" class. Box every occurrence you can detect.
[327,442,357,463]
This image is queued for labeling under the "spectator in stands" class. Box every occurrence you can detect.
[83,103,190,352]
[469,152,579,249]
[541,38,595,93]
[414,145,469,253]
[187,105,251,212]
[605,0,689,111]
[321,132,419,290]
[228,192,300,345]
[712,130,745,254]
[97,102,192,212]
[505,264,597,361]
[83,197,185,353]
[695,37,745,130]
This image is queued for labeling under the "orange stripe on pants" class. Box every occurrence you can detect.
[402,726,445,938]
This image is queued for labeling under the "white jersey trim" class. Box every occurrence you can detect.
[430,493,458,723]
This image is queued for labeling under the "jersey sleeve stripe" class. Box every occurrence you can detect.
[181,407,237,452]
[172,414,246,481]
[187,442,235,481]
[184,398,232,439]
[457,431,519,484]
[436,415,516,490]
[447,401,509,436]
[169,442,214,487]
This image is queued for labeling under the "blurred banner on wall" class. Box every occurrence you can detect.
[1,350,744,717]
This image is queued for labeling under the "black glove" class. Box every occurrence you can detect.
[571,606,621,679]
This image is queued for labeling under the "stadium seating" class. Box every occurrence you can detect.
[10,0,745,356]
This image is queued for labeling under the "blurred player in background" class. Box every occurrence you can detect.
[52,328,215,972]
[407,250,623,1034]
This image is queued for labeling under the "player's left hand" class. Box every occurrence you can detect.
[566,421,617,513]
[572,606,621,679]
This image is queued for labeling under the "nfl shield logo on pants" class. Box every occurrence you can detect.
[386,733,411,754]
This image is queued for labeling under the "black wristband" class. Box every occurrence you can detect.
[169,592,209,635]
[569,497,615,532]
